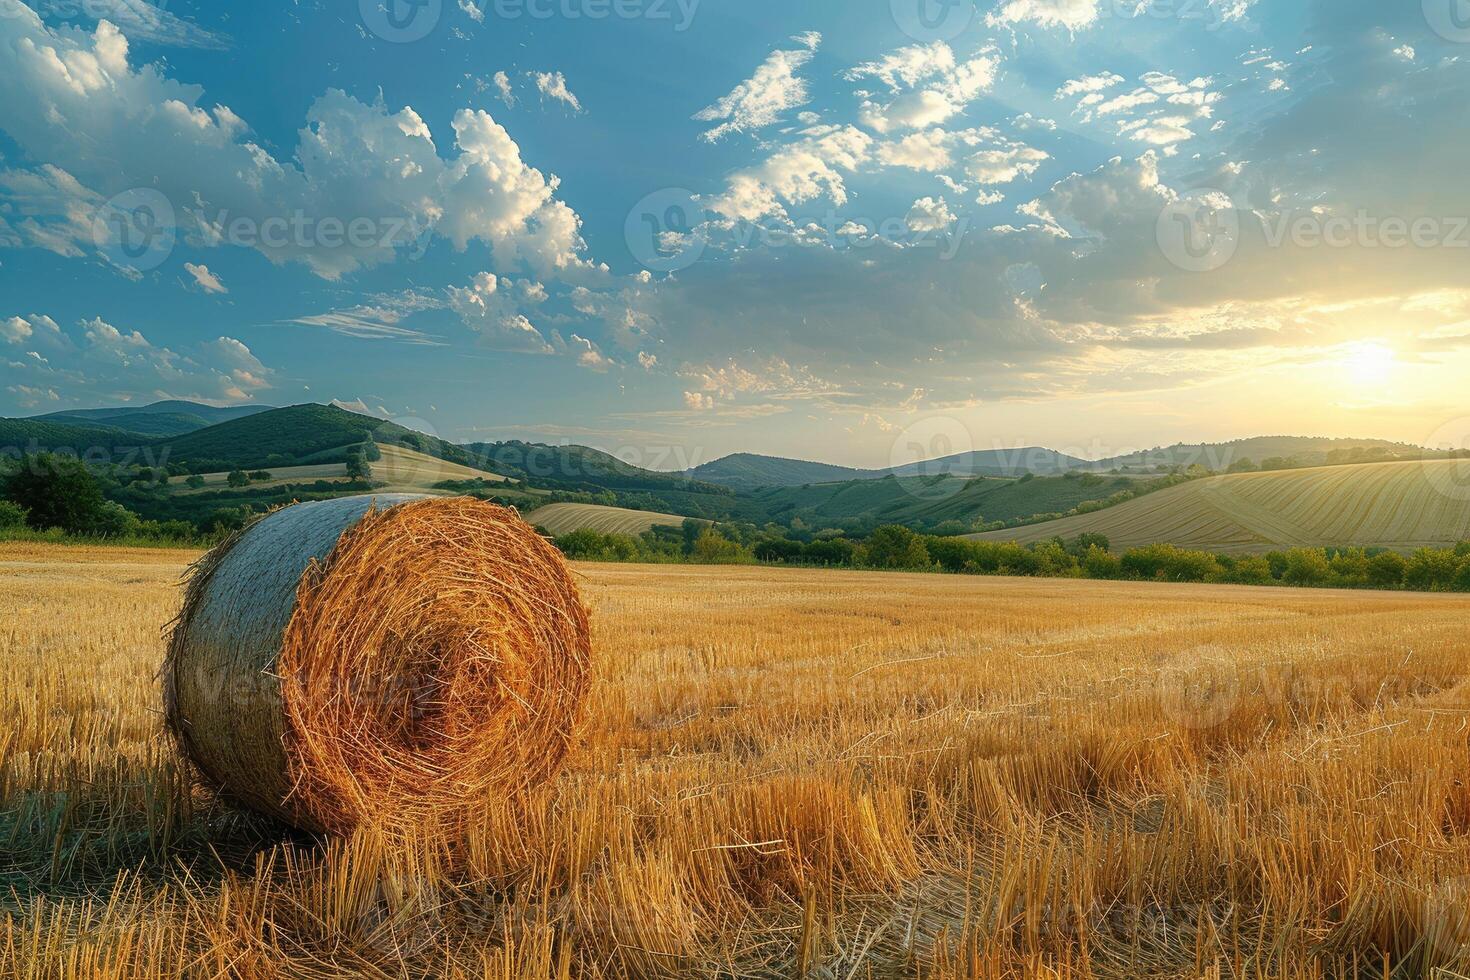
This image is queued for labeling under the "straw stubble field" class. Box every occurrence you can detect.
[3,542,1470,978]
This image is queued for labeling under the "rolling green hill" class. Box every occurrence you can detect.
[156,404,489,471]
[1094,436,1428,472]
[16,398,1452,548]
[971,460,1470,553]
[750,470,1152,531]
[155,404,384,467]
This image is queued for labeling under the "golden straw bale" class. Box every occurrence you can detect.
[164,494,590,837]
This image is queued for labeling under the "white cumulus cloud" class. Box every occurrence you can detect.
[694,37,820,142]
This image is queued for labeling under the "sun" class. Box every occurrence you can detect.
[1337,342,1396,387]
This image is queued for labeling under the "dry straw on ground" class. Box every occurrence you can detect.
[163,494,591,838]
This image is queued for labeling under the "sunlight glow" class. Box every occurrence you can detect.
[1336,342,1396,387]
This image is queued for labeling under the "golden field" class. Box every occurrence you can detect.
[4,543,1470,978]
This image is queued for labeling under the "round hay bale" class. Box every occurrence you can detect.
[164,494,590,836]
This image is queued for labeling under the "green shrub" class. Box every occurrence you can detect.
[1404,547,1461,591]
[556,528,641,562]
[690,527,754,564]
[1281,548,1333,586]
[864,525,931,570]
[1080,544,1121,579]
[4,453,111,534]
[1366,551,1407,588]
[0,500,28,530]
[1120,543,1223,583]
[1223,555,1274,585]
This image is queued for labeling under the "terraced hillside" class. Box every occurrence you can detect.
[175,444,510,495]
[524,502,691,536]
[372,442,509,491]
[970,460,1470,553]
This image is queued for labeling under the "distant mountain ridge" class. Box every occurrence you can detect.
[688,438,1431,489]
[1093,436,1428,472]
[685,453,880,489]
[35,400,275,438]
[689,447,1092,488]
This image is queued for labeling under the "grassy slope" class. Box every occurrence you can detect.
[1095,435,1426,471]
[751,471,1148,527]
[523,502,692,536]
[173,444,513,496]
[971,459,1470,553]
[371,442,509,490]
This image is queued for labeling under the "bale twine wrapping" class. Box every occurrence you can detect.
[164,494,590,835]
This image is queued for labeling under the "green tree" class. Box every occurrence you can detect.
[1281,548,1333,586]
[1080,544,1121,579]
[865,525,932,570]
[1069,532,1111,555]
[1404,547,1461,591]
[1454,558,1470,592]
[1366,551,1407,588]
[0,500,28,530]
[345,455,372,481]
[4,454,110,534]
[226,469,250,488]
[186,474,206,489]
[690,527,753,564]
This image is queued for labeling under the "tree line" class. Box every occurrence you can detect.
[550,521,1470,594]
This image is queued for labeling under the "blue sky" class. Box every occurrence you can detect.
[2,0,1468,468]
